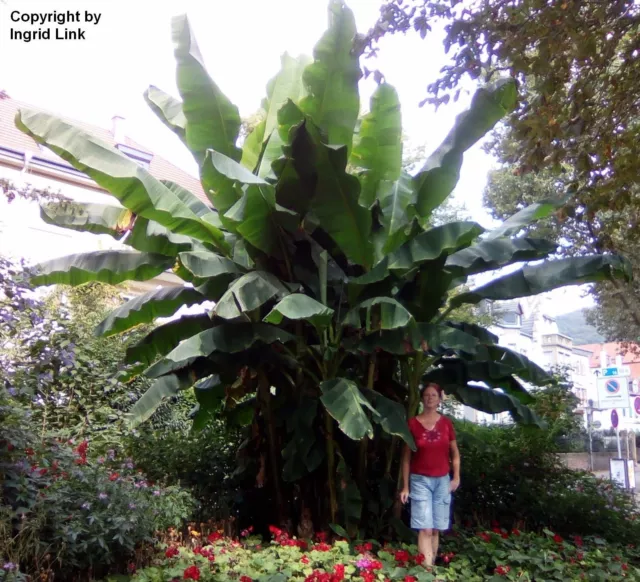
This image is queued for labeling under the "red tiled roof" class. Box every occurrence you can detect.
[581,342,640,367]
[0,94,210,205]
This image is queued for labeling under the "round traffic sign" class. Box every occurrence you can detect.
[611,409,619,429]
[635,397,640,415]
[606,379,620,394]
[592,420,602,429]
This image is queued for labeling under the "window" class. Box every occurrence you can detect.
[499,312,521,326]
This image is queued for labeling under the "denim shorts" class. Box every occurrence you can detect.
[409,473,452,531]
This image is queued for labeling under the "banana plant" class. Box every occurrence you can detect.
[18,0,632,532]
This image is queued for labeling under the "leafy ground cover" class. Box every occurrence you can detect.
[115,525,640,582]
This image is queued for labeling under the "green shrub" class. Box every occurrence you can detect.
[0,390,195,580]
[453,420,640,544]
[125,419,242,523]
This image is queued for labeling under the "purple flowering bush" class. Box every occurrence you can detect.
[1,391,195,579]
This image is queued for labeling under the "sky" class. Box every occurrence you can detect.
[0,0,594,315]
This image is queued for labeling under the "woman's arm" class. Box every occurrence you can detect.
[400,443,411,503]
[450,440,461,491]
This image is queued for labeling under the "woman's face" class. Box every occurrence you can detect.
[422,385,441,410]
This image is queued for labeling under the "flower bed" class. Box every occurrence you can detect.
[123,525,640,581]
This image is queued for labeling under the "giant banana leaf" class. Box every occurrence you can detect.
[300,0,361,152]
[263,294,334,328]
[177,250,245,283]
[214,271,294,320]
[241,53,311,173]
[473,345,554,386]
[320,378,379,440]
[40,201,133,238]
[451,254,632,307]
[414,78,518,224]
[30,250,174,286]
[125,217,195,256]
[172,14,241,164]
[291,119,374,268]
[144,323,295,378]
[343,297,413,331]
[95,286,206,337]
[484,194,571,240]
[425,364,543,426]
[16,109,228,252]
[351,83,402,208]
[143,85,187,145]
[389,221,485,273]
[362,388,415,449]
[224,182,298,257]
[378,172,415,254]
[125,313,214,367]
[446,237,557,276]
[126,372,194,428]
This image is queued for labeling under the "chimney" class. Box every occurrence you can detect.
[111,114,126,144]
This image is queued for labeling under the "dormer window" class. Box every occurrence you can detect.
[115,144,153,170]
[499,312,521,327]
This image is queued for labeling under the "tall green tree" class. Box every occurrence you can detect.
[366,0,640,342]
[16,0,631,534]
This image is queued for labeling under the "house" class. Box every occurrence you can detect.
[460,295,594,424]
[0,91,208,295]
[579,342,640,429]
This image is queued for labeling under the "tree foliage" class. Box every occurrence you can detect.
[15,0,632,535]
[367,0,640,345]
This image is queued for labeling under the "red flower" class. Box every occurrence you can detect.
[495,565,511,576]
[109,472,119,481]
[479,532,491,542]
[511,528,521,536]
[442,551,455,564]
[240,577,253,582]
[312,542,331,552]
[553,534,564,544]
[26,447,35,456]
[355,542,373,553]
[404,577,417,582]
[316,531,328,542]
[412,553,425,565]
[622,563,629,571]
[573,535,584,547]
[577,552,584,561]
[207,531,223,543]
[127,562,137,574]
[395,549,410,563]
[75,440,88,456]
[361,573,375,582]
[183,565,200,580]
[165,547,179,558]
[269,525,282,537]
[301,556,310,564]
[39,468,48,476]
[333,563,345,580]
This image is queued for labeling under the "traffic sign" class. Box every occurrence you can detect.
[600,366,631,377]
[612,409,619,429]
[635,397,640,415]
[597,375,631,409]
[592,420,602,429]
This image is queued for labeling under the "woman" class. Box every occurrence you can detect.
[400,382,460,566]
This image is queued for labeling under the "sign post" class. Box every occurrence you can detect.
[612,410,622,457]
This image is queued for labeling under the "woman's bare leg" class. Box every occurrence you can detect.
[431,530,439,563]
[418,529,434,566]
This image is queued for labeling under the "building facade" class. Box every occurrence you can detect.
[460,295,594,424]
[0,91,207,295]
